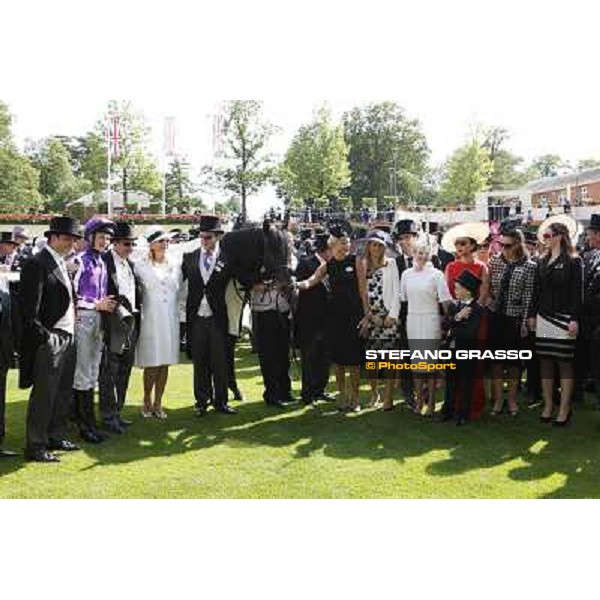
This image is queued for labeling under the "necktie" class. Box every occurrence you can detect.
[204,252,212,272]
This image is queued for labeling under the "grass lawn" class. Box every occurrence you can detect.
[1,343,599,498]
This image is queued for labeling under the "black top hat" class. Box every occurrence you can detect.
[393,219,418,238]
[587,214,600,231]
[328,218,353,238]
[198,215,224,234]
[0,232,17,245]
[44,216,83,239]
[299,228,313,241]
[428,222,440,234]
[455,270,482,296]
[113,222,137,241]
[523,229,538,245]
[314,233,329,252]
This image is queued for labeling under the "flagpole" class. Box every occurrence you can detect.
[162,159,167,218]
[106,117,112,218]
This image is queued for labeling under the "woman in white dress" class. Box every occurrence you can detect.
[134,227,182,419]
[400,241,452,416]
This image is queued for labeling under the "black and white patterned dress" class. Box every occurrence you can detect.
[367,267,399,350]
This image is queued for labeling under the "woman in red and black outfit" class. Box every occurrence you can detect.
[442,227,490,420]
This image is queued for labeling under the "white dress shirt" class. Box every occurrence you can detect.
[112,249,137,312]
[45,244,75,335]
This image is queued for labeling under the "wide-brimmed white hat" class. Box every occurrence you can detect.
[441,222,490,253]
[144,225,173,244]
[537,214,580,243]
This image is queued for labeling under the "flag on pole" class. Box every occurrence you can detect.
[163,116,176,157]
[106,115,121,159]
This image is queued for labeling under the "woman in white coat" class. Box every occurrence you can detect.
[400,241,452,416]
[362,230,400,411]
[134,227,182,418]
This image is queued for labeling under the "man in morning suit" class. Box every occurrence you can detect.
[98,221,143,433]
[182,215,237,416]
[19,216,82,462]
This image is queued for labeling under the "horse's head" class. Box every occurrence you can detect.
[262,219,292,288]
[220,221,292,290]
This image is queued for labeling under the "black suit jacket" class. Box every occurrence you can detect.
[104,251,143,313]
[102,250,143,354]
[19,247,74,388]
[294,255,329,345]
[182,249,232,336]
[0,288,14,367]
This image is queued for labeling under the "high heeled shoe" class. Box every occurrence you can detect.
[553,410,572,427]
[539,414,552,424]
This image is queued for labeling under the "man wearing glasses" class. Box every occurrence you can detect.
[99,222,143,433]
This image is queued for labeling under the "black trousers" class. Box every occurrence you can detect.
[254,310,291,404]
[191,316,229,409]
[299,331,329,400]
[442,361,476,419]
[25,331,75,452]
[98,329,138,423]
[0,364,7,441]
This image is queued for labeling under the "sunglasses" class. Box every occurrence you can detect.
[542,232,558,240]
[121,241,136,247]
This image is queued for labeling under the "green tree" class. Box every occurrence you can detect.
[280,105,350,202]
[203,100,278,222]
[526,154,564,179]
[441,139,493,203]
[165,157,205,211]
[214,196,241,217]
[342,102,430,205]
[0,101,42,212]
[482,126,527,189]
[98,101,162,202]
[27,137,87,211]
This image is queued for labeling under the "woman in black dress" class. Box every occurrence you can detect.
[297,220,369,412]
[529,222,582,425]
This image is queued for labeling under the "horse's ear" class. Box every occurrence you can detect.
[262,219,271,234]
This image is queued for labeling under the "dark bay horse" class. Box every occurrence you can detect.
[220,220,292,290]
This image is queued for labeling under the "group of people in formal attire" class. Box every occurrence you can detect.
[0,208,599,463]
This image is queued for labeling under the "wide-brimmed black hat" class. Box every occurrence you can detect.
[44,216,82,239]
[328,218,352,239]
[455,270,482,295]
[113,222,137,241]
[198,215,224,234]
[0,232,17,245]
[587,214,600,231]
[393,219,418,238]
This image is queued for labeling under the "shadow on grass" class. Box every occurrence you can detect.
[2,343,600,497]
